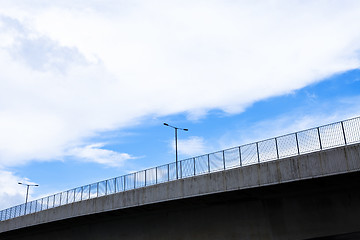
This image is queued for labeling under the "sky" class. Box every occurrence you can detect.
[0,0,360,210]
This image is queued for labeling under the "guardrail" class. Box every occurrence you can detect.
[1,116,359,221]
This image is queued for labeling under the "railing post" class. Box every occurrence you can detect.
[81,187,83,201]
[47,196,49,209]
[193,158,196,176]
[207,154,210,172]
[59,193,62,206]
[180,161,182,179]
[66,191,69,204]
[341,121,347,145]
[145,170,147,186]
[275,138,279,159]
[134,173,136,189]
[35,200,38,212]
[239,146,242,167]
[256,142,260,163]
[295,133,300,155]
[124,176,126,191]
[114,178,117,193]
[317,127,322,150]
[167,164,170,181]
[53,194,55,208]
[105,180,108,195]
[223,151,226,170]
[97,182,99,197]
[156,167,158,184]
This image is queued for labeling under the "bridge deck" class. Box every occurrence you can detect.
[1,143,359,237]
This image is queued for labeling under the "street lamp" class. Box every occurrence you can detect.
[18,182,39,213]
[163,123,188,179]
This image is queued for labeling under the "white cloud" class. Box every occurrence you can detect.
[0,169,29,210]
[0,1,359,166]
[175,136,207,157]
[69,143,135,167]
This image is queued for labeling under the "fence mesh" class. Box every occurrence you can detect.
[258,139,278,162]
[224,147,241,169]
[106,178,116,194]
[180,158,195,178]
[135,171,146,188]
[1,116,360,221]
[241,143,258,166]
[98,181,107,197]
[115,176,125,193]
[156,164,169,183]
[276,134,298,158]
[195,155,210,175]
[146,168,157,186]
[209,151,224,172]
[343,117,360,144]
[319,122,346,149]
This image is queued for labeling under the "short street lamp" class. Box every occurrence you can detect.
[18,182,39,213]
[163,123,188,179]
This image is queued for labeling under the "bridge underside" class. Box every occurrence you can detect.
[1,170,360,240]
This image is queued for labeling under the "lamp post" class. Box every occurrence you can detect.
[18,182,39,214]
[163,123,188,179]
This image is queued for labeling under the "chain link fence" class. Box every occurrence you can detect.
[1,116,360,221]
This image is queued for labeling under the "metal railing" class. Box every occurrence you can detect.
[1,116,360,221]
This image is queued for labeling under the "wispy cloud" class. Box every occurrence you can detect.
[218,95,360,150]
[176,136,208,157]
[68,143,136,167]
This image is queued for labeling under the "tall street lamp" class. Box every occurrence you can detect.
[18,182,39,213]
[163,123,188,179]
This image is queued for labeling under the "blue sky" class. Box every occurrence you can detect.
[1,1,360,209]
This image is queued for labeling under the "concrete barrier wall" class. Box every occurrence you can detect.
[1,143,359,234]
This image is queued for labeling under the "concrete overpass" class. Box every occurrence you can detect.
[0,142,360,239]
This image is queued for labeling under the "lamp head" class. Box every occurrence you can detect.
[163,123,169,126]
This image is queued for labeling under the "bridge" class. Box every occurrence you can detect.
[0,117,360,239]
